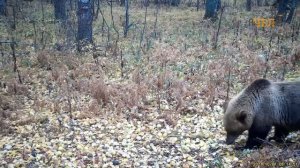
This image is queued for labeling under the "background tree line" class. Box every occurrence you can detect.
[0,0,298,53]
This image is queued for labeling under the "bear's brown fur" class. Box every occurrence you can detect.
[224,79,300,149]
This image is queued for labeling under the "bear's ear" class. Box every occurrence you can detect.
[236,111,247,123]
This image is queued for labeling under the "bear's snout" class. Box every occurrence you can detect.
[226,134,239,144]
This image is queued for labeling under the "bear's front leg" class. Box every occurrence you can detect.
[268,126,289,143]
[244,125,271,149]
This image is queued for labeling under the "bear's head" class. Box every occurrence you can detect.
[223,94,254,144]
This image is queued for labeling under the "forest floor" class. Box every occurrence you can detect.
[1,3,300,168]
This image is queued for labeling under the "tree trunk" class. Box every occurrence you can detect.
[143,0,150,6]
[77,0,93,51]
[203,0,221,21]
[171,0,180,6]
[256,0,261,6]
[275,0,297,24]
[285,0,297,23]
[246,0,251,11]
[275,0,286,24]
[124,0,130,37]
[0,0,6,15]
[120,0,125,6]
[54,0,67,20]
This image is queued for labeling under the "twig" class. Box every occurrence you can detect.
[124,0,130,37]
[120,50,124,78]
[31,20,37,52]
[109,0,120,57]
[0,41,17,44]
[153,3,159,39]
[257,137,276,147]
[213,6,225,49]
[263,32,274,78]
[196,0,200,11]
[98,4,111,55]
[225,65,231,101]
[10,41,22,84]
[138,0,148,60]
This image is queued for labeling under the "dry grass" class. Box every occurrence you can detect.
[0,1,299,166]
[236,145,300,168]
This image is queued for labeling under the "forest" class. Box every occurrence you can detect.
[0,0,300,167]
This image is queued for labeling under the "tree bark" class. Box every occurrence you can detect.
[171,0,180,6]
[256,0,261,6]
[203,0,221,21]
[124,0,130,37]
[285,0,297,23]
[246,0,251,11]
[77,0,93,51]
[0,0,6,15]
[120,0,125,6]
[275,0,297,24]
[54,0,67,20]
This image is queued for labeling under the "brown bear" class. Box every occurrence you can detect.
[223,78,300,149]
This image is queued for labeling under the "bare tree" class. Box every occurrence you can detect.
[77,0,93,51]
[124,0,130,37]
[54,0,67,20]
[196,0,200,11]
[246,0,251,11]
[203,0,221,21]
[275,0,298,24]
[0,0,6,15]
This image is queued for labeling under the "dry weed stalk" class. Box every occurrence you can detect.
[6,79,29,96]
[37,50,52,70]
[91,78,110,107]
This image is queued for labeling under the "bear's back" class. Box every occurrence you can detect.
[276,81,300,130]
